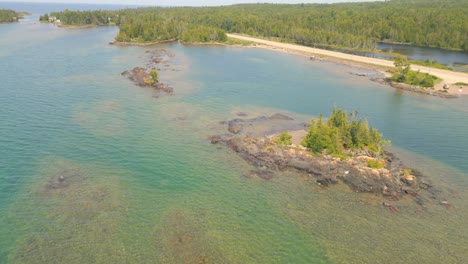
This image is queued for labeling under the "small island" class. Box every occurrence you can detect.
[211,107,441,212]
[121,49,175,96]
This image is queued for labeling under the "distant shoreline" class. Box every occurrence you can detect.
[227,34,468,96]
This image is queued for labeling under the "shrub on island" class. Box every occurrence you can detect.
[302,107,389,161]
[273,131,292,145]
[390,55,439,88]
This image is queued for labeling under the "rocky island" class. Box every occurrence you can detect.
[211,108,442,212]
[121,49,175,96]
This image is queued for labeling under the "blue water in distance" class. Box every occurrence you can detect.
[1,3,467,263]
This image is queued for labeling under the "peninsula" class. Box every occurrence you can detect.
[40,1,468,96]
[0,9,22,23]
[227,34,468,96]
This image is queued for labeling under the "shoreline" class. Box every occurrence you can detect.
[227,34,468,96]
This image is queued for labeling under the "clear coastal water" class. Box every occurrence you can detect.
[1,4,468,264]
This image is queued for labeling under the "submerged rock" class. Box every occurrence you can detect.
[225,115,304,136]
[244,169,275,180]
[270,113,294,120]
[122,66,173,95]
[153,209,226,263]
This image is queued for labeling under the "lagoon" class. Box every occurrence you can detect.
[0,3,468,263]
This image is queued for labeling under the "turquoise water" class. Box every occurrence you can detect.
[1,7,468,264]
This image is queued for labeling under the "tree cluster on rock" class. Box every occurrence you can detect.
[210,109,444,211]
[302,107,389,159]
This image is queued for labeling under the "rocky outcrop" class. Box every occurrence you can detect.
[218,135,421,194]
[121,49,176,95]
[121,67,173,94]
[212,115,441,209]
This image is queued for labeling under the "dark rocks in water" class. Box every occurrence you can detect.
[237,112,248,117]
[122,49,175,95]
[270,113,294,120]
[122,66,173,95]
[341,166,403,194]
[43,169,86,191]
[382,202,400,213]
[154,82,174,93]
[225,114,299,136]
[152,57,164,63]
[212,133,436,207]
[349,72,368,77]
[244,170,275,180]
[209,135,223,144]
[212,115,443,209]
[228,124,243,134]
[227,119,246,134]
[121,66,148,86]
[315,174,338,186]
[153,209,227,264]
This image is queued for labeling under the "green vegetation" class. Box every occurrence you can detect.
[41,0,467,50]
[0,9,20,23]
[403,169,413,176]
[367,159,385,169]
[149,69,159,82]
[273,131,292,145]
[391,55,439,88]
[38,13,48,22]
[302,107,389,157]
[143,69,159,84]
[40,9,118,26]
[454,82,468,86]
[114,13,227,43]
[410,59,453,71]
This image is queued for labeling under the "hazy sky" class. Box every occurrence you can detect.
[0,0,382,6]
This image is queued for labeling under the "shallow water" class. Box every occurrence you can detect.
[1,5,468,263]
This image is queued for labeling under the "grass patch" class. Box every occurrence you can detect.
[454,82,468,86]
[410,59,453,70]
[273,131,292,145]
[367,159,385,169]
[226,37,255,46]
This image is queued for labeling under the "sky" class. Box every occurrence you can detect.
[0,0,383,7]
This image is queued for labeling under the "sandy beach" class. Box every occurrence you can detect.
[227,34,468,95]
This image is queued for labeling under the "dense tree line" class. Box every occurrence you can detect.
[42,0,467,50]
[108,10,227,43]
[0,9,20,23]
[39,9,119,25]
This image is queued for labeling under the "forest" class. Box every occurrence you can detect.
[41,0,467,51]
[0,9,20,23]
